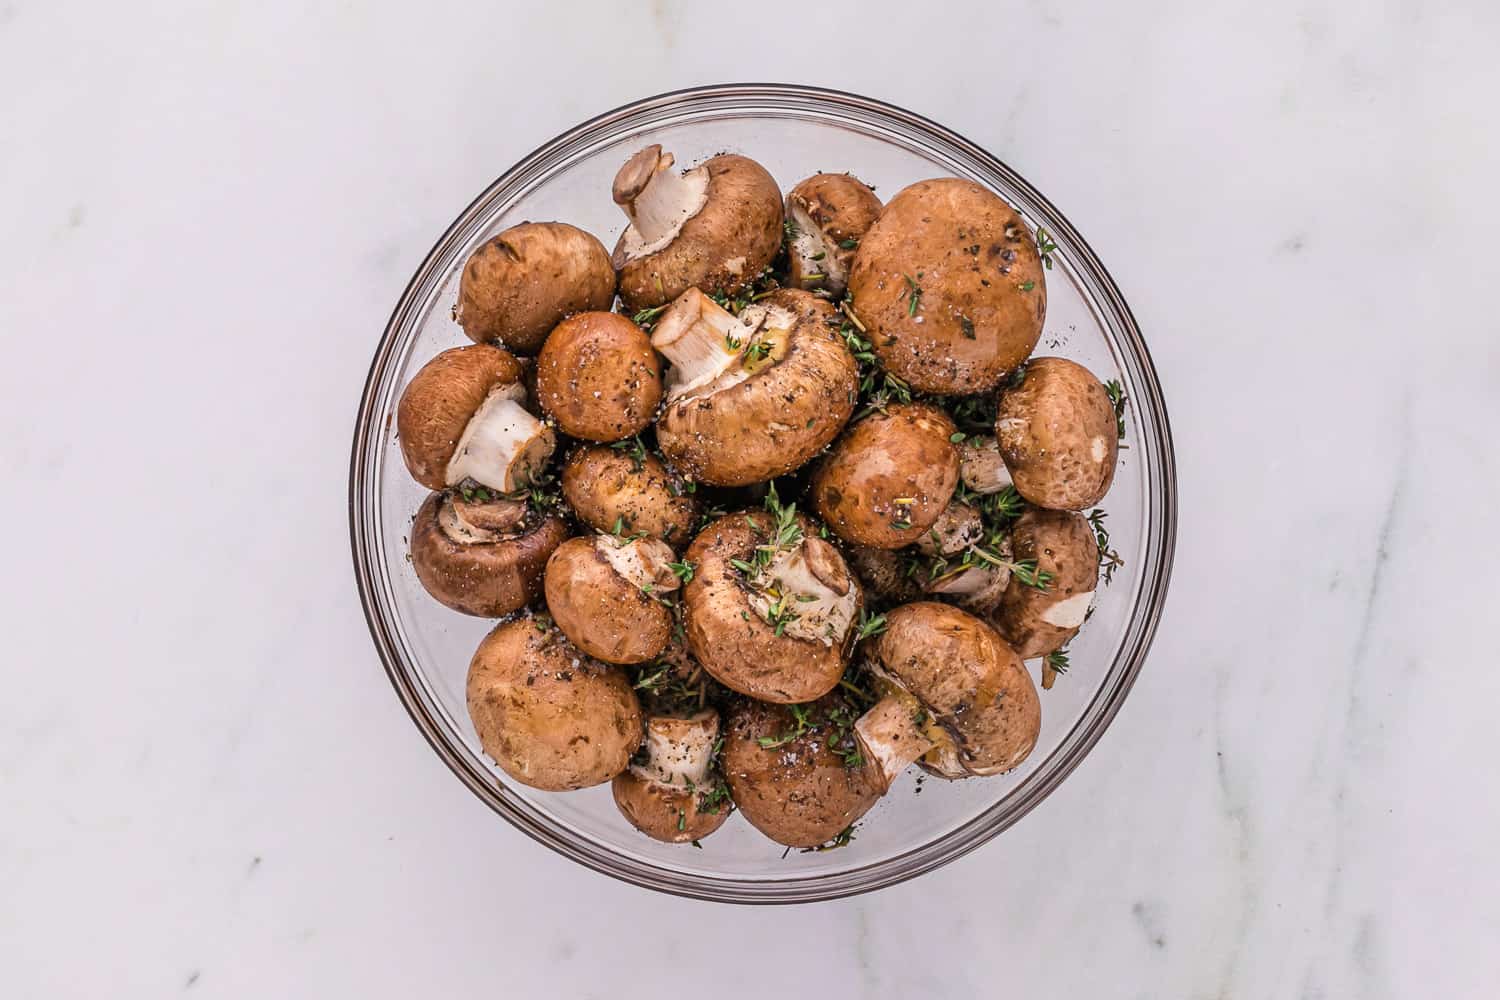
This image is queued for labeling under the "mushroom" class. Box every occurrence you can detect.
[534,311,663,442]
[845,544,923,605]
[721,693,883,848]
[466,616,643,791]
[543,534,679,665]
[784,173,882,296]
[611,145,783,312]
[396,344,555,492]
[612,709,732,843]
[456,221,616,354]
[409,491,569,617]
[996,357,1119,510]
[995,507,1099,659]
[913,502,985,557]
[810,402,961,549]
[958,435,1013,494]
[854,602,1040,788]
[651,287,858,486]
[560,444,700,548]
[681,508,860,704]
[847,177,1046,394]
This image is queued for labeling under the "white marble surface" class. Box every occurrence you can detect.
[4,1,1498,996]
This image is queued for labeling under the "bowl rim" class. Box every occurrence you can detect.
[349,82,1177,904]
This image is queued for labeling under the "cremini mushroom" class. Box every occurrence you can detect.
[996,357,1119,510]
[612,709,732,843]
[543,533,679,665]
[466,616,643,791]
[396,344,555,493]
[456,221,616,353]
[784,173,882,296]
[958,435,1013,494]
[560,444,699,548]
[534,311,662,442]
[811,402,960,549]
[847,177,1045,394]
[651,287,858,486]
[845,544,923,605]
[409,491,569,617]
[611,145,783,312]
[995,507,1099,659]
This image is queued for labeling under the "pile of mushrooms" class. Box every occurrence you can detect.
[392,146,1124,850]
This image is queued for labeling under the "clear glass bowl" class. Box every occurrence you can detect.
[349,84,1177,903]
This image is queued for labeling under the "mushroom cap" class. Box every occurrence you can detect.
[870,601,1040,776]
[811,402,961,549]
[408,492,568,617]
[656,289,858,486]
[543,535,676,665]
[721,694,883,848]
[396,344,527,491]
[995,508,1100,658]
[560,444,700,549]
[681,511,858,704]
[611,774,731,843]
[785,173,883,294]
[466,618,643,791]
[611,709,731,843]
[848,177,1045,394]
[614,154,783,312]
[845,544,924,605]
[535,311,662,442]
[997,357,1118,510]
[456,222,616,354]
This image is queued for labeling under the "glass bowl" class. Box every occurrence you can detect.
[349,84,1176,903]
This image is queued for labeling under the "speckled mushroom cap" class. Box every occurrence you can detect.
[396,344,529,491]
[848,177,1045,394]
[995,507,1100,659]
[560,445,700,549]
[408,492,568,618]
[996,356,1118,510]
[535,311,662,442]
[543,534,677,665]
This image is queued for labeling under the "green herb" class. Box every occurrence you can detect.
[839,299,867,333]
[1036,226,1058,270]
[950,431,967,444]
[959,315,976,340]
[855,610,888,641]
[724,332,743,352]
[1088,508,1125,584]
[904,274,923,316]
[1045,649,1070,674]
[744,339,772,363]
[632,664,668,691]
[1019,281,1036,292]
[632,303,668,328]
[677,810,687,832]
[1105,379,1128,440]
[532,612,553,632]
[1006,362,1029,390]
[801,824,857,852]
[758,702,813,749]
[668,559,695,584]
[609,515,646,547]
[783,220,799,241]
[837,237,859,250]
[609,435,648,472]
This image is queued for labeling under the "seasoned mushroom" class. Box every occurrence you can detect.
[995,507,1099,659]
[811,402,960,549]
[560,444,699,548]
[611,145,783,312]
[997,357,1119,510]
[652,287,858,486]
[535,311,662,442]
[612,709,732,843]
[913,502,985,557]
[846,544,923,605]
[682,508,860,704]
[466,616,642,791]
[847,177,1045,394]
[855,602,1040,787]
[456,221,616,353]
[409,491,569,617]
[396,344,555,492]
[958,435,1013,494]
[543,534,678,665]
[784,173,882,296]
[721,693,883,848]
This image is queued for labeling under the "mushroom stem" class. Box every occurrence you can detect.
[596,535,680,594]
[787,199,848,294]
[613,145,710,254]
[746,537,858,647]
[629,711,718,789]
[439,495,528,544]
[959,436,1013,494]
[651,288,752,401]
[854,690,937,792]
[445,384,556,492]
[914,503,985,557]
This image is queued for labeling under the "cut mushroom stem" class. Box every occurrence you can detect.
[439,494,529,544]
[959,436,1013,494]
[746,535,858,647]
[629,710,719,789]
[915,503,985,557]
[613,145,710,257]
[445,383,556,491]
[597,534,681,595]
[651,288,753,400]
[787,199,847,292]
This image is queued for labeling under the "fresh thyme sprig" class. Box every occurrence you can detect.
[1104,379,1128,440]
[609,435,648,472]
[1087,508,1125,585]
[1036,226,1058,270]
[855,610,887,641]
[903,273,923,317]
[758,702,812,748]
[801,823,857,852]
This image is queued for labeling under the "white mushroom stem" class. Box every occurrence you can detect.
[1040,590,1095,628]
[438,496,527,545]
[651,288,753,402]
[445,383,556,492]
[854,688,937,791]
[959,436,1012,494]
[787,199,848,294]
[613,145,710,260]
[629,711,719,788]
[596,535,680,594]
[926,561,1011,613]
[914,503,985,557]
[746,536,857,647]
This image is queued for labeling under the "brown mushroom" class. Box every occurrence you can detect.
[543,534,678,665]
[995,507,1099,659]
[855,602,1040,788]
[784,173,882,295]
[651,287,858,486]
[456,221,616,353]
[845,544,924,605]
[611,145,783,312]
[811,402,960,549]
[913,502,985,557]
[466,616,643,791]
[534,311,662,442]
[681,509,860,704]
[409,491,569,617]
[396,344,555,492]
[612,709,732,843]
[996,357,1119,510]
[847,177,1046,394]
[721,693,883,848]
[559,444,700,548]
